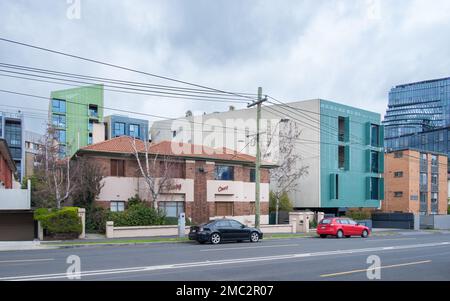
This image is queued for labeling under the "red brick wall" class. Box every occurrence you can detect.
[192,161,215,223]
[0,153,13,189]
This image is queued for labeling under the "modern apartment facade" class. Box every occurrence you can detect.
[49,84,104,157]
[0,112,24,181]
[151,99,384,215]
[383,149,448,215]
[104,115,149,141]
[0,139,16,189]
[75,136,273,224]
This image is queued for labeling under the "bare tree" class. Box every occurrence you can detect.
[131,139,176,210]
[269,120,309,223]
[34,125,73,209]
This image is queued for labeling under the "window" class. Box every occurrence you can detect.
[215,202,233,216]
[394,192,403,197]
[431,174,438,185]
[249,169,255,182]
[88,121,94,132]
[420,173,428,185]
[52,114,66,128]
[338,117,345,142]
[394,151,403,158]
[5,122,21,147]
[338,219,349,224]
[129,124,140,138]
[110,201,125,212]
[338,145,345,169]
[159,201,184,218]
[431,193,438,204]
[431,155,438,166]
[320,219,331,224]
[56,130,66,144]
[88,105,98,118]
[229,220,244,228]
[215,220,232,228]
[172,131,177,138]
[370,151,379,173]
[88,136,93,145]
[394,171,404,178]
[347,219,357,225]
[113,122,126,136]
[110,159,125,177]
[371,124,380,147]
[52,99,66,113]
[215,165,234,181]
[370,177,379,200]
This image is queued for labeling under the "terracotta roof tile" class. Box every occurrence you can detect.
[79,136,273,165]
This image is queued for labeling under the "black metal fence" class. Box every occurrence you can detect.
[371,213,415,229]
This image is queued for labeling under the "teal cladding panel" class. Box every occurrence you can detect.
[319,100,382,209]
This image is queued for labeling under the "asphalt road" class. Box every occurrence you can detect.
[1,232,450,281]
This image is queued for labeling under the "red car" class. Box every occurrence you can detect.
[317,217,370,239]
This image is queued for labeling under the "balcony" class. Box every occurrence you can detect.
[420,163,428,173]
[431,165,439,174]
[420,202,428,213]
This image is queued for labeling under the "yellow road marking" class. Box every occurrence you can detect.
[320,260,432,278]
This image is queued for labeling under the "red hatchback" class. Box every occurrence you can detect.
[317,218,370,239]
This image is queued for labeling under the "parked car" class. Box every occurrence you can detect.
[189,219,263,244]
[316,217,370,239]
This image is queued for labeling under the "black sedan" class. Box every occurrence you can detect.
[189,219,263,244]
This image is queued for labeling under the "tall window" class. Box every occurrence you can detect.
[431,174,438,185]
[370,177,379,200]
[249,168,256,182]
[110,159,125,177]
[129,124,140,138]
[431,155,438,166]
[420,173,428,186]
[370,150,379,173]
[5,122,21,147]
[113,122,126,136]
[371,124,380,147]
[338,117,345,142]
[52,99,66,113]
[338,146,345,169]
[215,165,234,181]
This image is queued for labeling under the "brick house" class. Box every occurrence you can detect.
[75,136,275,224]
[0,138,15,189]
[383,149,448,215]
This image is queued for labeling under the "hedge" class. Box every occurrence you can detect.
[34,207,82,235]
[108,203,166,227]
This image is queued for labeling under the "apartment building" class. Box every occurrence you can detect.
[104,115,149,141]
[383,149,448,215]
[151,99,384,215]
[49,84,104,157]
[75,136,274,224]
[0,112,24,181]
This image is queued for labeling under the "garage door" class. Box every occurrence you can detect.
[0,211,35,241]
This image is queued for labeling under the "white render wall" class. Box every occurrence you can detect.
[150,99,322,208]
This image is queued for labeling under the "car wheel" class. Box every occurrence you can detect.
[320,234,327,238]
[361,230,369,238]
[210,233,221,244]
[336,230,344,239]
[250,232,260,243]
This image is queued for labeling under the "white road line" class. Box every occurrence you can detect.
[2,241,449,281]
[366,238,416,242]
[320,260,432,278]
[0,258,54,264]
[200,244,299,252]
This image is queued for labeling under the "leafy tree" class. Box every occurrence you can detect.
[269,191,293,212]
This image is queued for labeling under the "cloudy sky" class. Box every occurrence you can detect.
[0,0,450,134]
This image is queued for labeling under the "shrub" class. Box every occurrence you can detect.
[86,206,108,233]
[448,205,450,215]
[34,207,82,236]
[108,203,166,226]
[127,194,144,208]
[309,219,318,229]
[163,216,192,226]
[345,209,371,221]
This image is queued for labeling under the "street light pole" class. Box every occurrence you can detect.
[247,87,267,229]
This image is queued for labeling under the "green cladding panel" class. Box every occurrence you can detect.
[50,84,104,157]
[319,100,383,209]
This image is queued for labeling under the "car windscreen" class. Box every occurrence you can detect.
[320,219,332,224]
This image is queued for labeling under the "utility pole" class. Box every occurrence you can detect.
[248,87,267,229]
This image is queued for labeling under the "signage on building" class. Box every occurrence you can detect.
[168,184,182,191]
[218,185,229,192]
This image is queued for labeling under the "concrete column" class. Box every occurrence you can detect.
[106,221,114,238]
[38,221,44,241]
[78,208,86,239]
